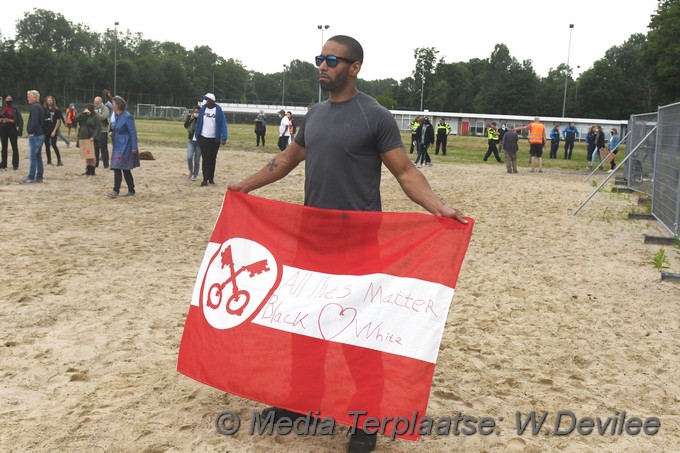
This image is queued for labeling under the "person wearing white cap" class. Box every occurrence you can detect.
[277,109,290,151]
[193,93,227,186]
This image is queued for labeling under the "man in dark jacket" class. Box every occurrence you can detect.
[22,90,45,184]
[415,117,434,168]
[0,95,24,170]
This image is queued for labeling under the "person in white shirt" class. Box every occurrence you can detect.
[193,93,228,186]
[277,109,290,151]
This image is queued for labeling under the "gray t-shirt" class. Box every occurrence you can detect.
[294,92,403,211]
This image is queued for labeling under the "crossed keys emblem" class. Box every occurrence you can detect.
[206,244,271,316]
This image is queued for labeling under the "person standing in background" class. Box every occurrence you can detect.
[21,90,45,184]
[516,117,545,173]
[434,118,451,156]
[409,116,421,154]
[0,95,23,170]
[414,117,434,168]
[65,103,78,138]
[108,96,140,197]
[549,125,560,159]
[287,111,296,145]
[590,125,606,169]
[562,122,579,160]
[501,127,519,173]
[194,93,228,186]
[277,109,290,151]
[254,110,267,146]
[483,122,502,163]
[76,102,101,176]
[43,95,65,166]
[94,96,110,168]
[607,127,621,173]
[184,105,201,181]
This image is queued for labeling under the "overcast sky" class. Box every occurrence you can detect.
[1,0,660,82]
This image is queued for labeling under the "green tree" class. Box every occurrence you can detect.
[412,47,440,110]
[645,0,680,105]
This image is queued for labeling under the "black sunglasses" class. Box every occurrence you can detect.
[315,55,355,68]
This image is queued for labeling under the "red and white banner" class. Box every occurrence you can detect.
[177,191,473,440]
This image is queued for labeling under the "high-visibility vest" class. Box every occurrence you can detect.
[411,121,420,133]
[528,122,545,144]
[66,108,77,125]
[488,127,499,141]
[437,124,449,134]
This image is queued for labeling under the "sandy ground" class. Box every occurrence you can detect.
[1,139,679,453]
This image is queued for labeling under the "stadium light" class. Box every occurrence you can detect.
[562,24,574,118]
[318,25,330,103]
[282,64,288,106]
[114,21,119,95]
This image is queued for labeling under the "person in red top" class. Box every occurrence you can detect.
[0,95,24,170]
[65,104,78,137]
[517,116,546,173]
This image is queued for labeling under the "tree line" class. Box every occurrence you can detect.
[1,2,678,119]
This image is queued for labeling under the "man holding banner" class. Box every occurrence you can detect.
[224,35,468,453]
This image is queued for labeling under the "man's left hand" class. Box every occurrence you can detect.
[441,206,468,224]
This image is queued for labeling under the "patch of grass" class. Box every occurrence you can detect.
[652,248,671,270]
[132,117,604,170]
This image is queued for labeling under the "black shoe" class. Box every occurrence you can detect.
[200,181,208,187]
[208,180,215,185]
[57,160,63,166]
[347,430,377,453]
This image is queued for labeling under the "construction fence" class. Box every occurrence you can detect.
[624,103,680,235]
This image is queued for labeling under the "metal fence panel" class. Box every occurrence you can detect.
[625,112,657,195]
[652,102,680,235]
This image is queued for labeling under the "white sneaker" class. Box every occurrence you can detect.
[416,163,422,168]
[191,175,197,181]
[425,162,433,167]
[607,169,614,174]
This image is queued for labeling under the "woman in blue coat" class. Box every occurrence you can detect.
[108,96,140,197]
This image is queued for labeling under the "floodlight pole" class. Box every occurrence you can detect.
[561,24,574,118]
[114,21,119,95]
[282,64,288,106]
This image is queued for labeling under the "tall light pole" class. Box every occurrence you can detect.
[114,21,119,95]
[419,71,425,111]
[282,64,288,106]
[317,25,330,103]
[561,23,574,118]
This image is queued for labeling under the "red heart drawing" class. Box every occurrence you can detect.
[318,303,357,341]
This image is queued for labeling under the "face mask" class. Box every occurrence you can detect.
[5,101,12,106]
[47,101,54,106]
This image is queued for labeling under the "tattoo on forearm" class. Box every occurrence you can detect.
[267,158,278,172]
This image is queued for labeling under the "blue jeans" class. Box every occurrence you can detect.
[187,140,201,177]
[28,135,45,180]
[591,147,602,167]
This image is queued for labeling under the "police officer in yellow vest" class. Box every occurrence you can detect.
[409,116,421,154]
[483,121,502,163]
[435,118,452,155]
